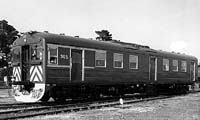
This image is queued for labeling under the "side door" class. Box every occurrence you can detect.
[71,49,83,82]
[149,56,157,81]
[190,61,196,81]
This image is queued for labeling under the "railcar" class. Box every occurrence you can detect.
[11,31,198,102]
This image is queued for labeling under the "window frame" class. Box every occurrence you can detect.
[129,55,138,69]
[113,53,123,69]
[172,59,178,72]
[163,58,169,71]
[31,44,43,61]
[95,50,106,68]
[47,44,58,65]
[181,60,187,72]
[12,46,21,63]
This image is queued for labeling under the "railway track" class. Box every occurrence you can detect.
[0,101,70,109]
[0,102,45,109]
[0,90,199,120]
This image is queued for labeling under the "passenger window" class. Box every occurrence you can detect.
[95,51,106,67]
[172,60,178,72]
[47,44,58,65]
[114,53,123,68]
[163,58,169,71]
[181,61,187,72]
[129,55,138,69]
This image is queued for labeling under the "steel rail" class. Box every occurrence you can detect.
[0,90,199,120]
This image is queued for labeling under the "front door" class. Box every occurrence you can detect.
[21,45,30,81]
[71,49,82,82]
[149,56,157,81]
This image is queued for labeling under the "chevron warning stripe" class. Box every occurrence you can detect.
[13,67,21,81]
[30,65,43,82]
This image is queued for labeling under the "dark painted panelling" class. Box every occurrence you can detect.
[84,69,149,85]
[85,50,95,67]
[123,53,129,70]
[47,77,70,84]
[47,67,70,77]
[106,51,113,69]
[46,67,70,84]
[137,55,149,72]
[156,70,191,85]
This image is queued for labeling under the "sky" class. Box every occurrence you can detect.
[1,0,200,60]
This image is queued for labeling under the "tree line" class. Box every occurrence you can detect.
[0,20,19,81]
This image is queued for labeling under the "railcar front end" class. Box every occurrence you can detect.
[11,33,46,102]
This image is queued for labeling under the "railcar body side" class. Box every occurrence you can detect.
[11,32,198,102]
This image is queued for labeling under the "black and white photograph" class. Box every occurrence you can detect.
[0,0,200,119]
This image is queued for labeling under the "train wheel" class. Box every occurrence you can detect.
[40,92,50,102]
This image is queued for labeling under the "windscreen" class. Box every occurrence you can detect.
[31,44,43,61]
[12,47,20,63]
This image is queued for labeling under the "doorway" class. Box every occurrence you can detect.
[149,56,157,81]
[190,61,196,81]
[21,45,30,81]
[71,49,83,81]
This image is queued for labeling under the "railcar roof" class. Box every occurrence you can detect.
[15,31,198,61]
[155,50,197,60]
[34,32,136,51]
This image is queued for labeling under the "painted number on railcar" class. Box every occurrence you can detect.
[60,54,69,60]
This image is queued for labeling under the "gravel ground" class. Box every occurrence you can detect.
[23,93,200,120]
[0,88,199,120]
[0,89,17,104]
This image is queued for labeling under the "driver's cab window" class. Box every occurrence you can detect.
[31,45,43,61]
[12,47,20,63]
[47,44,58,65]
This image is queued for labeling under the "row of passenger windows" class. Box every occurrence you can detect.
[163,58,187,72]
[47,45,187,72]
[94,51,138,69]
[47,45,138,69]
